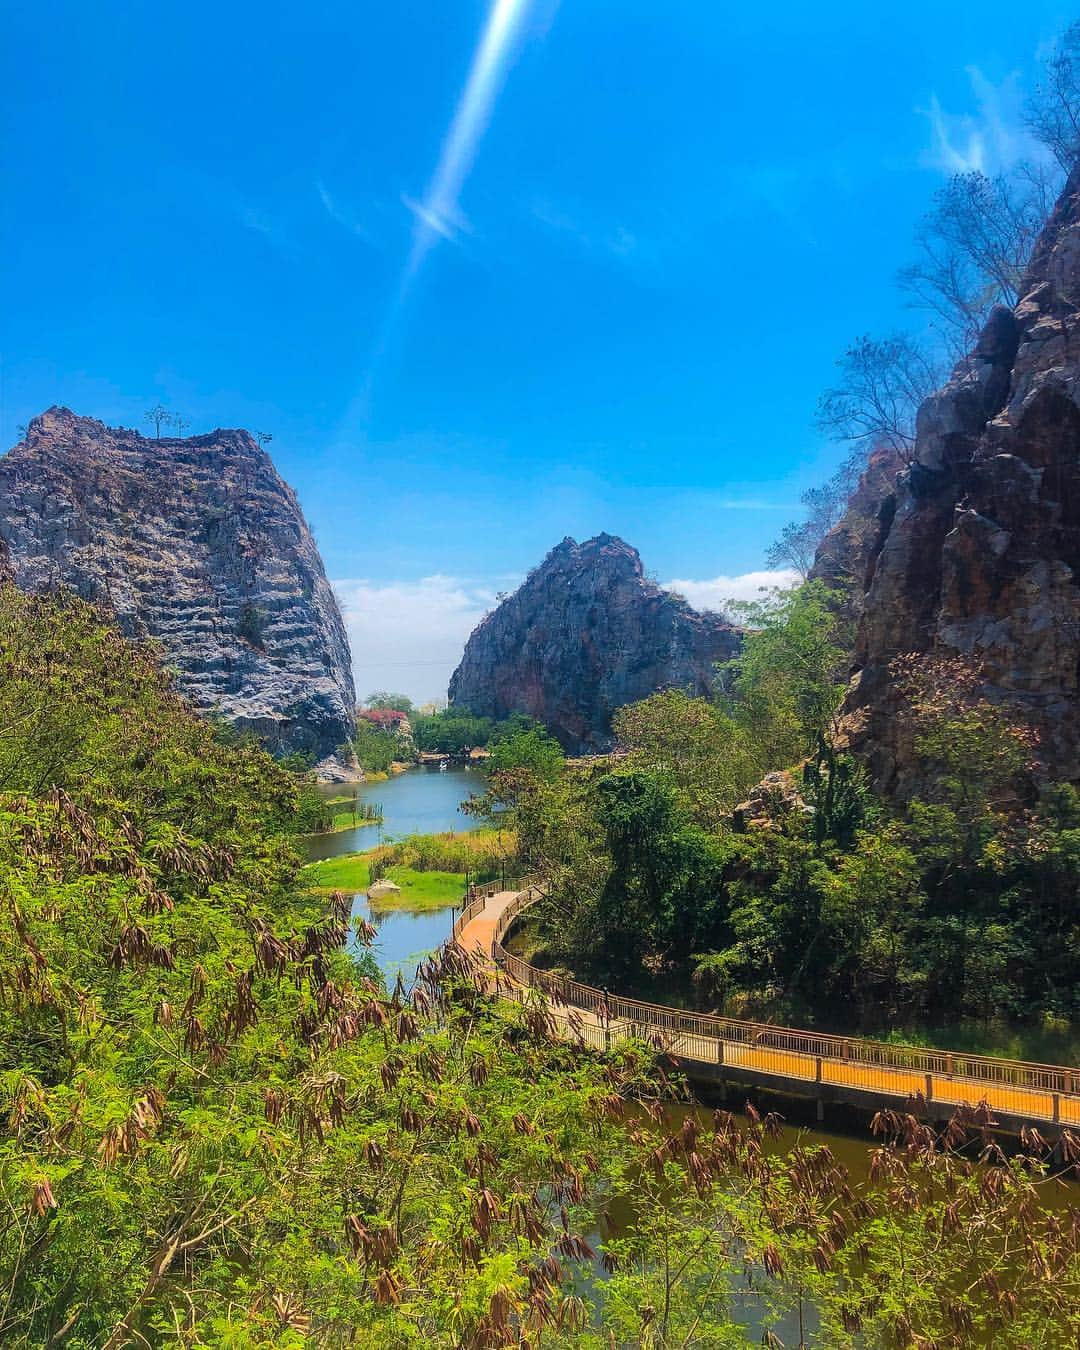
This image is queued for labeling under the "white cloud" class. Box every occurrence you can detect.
[333,575,499,705]
[530,197,638,261]
[316,180,371,240]
[664,569,801,615]
[919,66,1039,176]
[921,92,985,173]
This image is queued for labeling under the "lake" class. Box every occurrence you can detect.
[305,764,484,983]
[304,765,1075,1339]
[305,764,483,860]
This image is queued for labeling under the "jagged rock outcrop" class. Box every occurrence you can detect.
[732,771,810,833]
[448,533,741,752]
[842,165,1080,794]
[0,408,356,762]
[810,447,904,602]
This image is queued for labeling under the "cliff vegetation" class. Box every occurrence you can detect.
[4,583,1080,1346]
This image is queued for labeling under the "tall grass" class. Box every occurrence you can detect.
[368,829,514,882]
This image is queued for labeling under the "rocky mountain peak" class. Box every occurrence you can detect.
[841,163,1080,793]
[0,408,356,764]
[448,533,740,752]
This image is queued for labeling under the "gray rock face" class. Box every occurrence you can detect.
[810,447,903,603]
[448,533,741,752]
[0,408,356,761]
[842,164,1080,793]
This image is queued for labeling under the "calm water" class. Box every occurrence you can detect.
[353,897,460,986]
[305,765,483,981]
[307,765,1078,1245]
[305,765,483,860]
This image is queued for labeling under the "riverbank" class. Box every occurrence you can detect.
[352,761,411,784]
[306,801,382,836]
[301,852,467,911]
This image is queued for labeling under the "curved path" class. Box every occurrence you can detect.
[455,884,1080,1132]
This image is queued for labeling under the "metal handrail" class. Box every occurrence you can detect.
[485,887,1080,1100]
[451,877,537,942]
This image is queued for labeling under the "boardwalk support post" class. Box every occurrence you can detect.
[925,1073,933,1103]
[815,1056,822,1084]
[717,1039,724,1066]
[816,1097,825,1122]
[1054,1092,1061,1124]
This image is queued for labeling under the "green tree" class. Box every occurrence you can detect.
[487,724,565,784]
[893,653,1033,859]
[590,772,728,984]
[352,719,401,773]
[364,690,415,713]
[823,828,927,1020]
[721,580,849,774]
[613,689,759,830]
[716,830,837,1014]
[412,709,494,753]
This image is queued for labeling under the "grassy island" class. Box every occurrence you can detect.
[301,851,467,909]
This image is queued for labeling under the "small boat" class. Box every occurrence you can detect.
[439,758,449,772]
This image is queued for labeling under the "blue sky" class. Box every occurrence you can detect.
[2,1,1074,700]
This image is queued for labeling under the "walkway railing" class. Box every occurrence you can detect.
[451,877,537,943]
[484,886,1080,1121]
[450,885,497,942]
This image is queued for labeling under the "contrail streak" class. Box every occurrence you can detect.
[345,0,534,429]
[400,0,532,289]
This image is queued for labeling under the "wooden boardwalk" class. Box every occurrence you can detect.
[453,884,1080,1132]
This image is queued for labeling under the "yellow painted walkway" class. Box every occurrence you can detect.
[455,887,1080,1130]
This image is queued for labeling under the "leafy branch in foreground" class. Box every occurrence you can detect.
[4,586,1080,1347]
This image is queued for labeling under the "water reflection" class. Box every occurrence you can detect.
[349,892,457,985]
[306,765,483,861]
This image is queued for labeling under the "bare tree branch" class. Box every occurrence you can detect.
[816,334,943,461]
[1025,21,1080,171]
[897,169,1057,354]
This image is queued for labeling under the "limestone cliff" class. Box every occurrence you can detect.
[448,533,740,752]
[810,447,903,601]
[0,408,356,762]
[842,165,1080,793]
